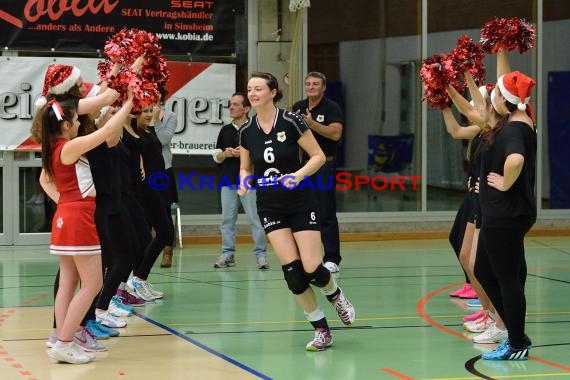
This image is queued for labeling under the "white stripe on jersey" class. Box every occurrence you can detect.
[282,111,307,163]
[238,118,255,146]
[282,111,305,135]
[76,156,96,198]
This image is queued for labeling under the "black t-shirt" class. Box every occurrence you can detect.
[140,127,166,175]
[480,121,537,226]
[121,128,144,197]
[215,122,243,185]
[116,140,133,197]
[85,133,121,214]
[240,109,316,211]
[467,134,482,190]
[292,96,344,157]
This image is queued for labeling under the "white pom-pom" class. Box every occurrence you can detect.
[34,96,47,110]
[517,103,526,111]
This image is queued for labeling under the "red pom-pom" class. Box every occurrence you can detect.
[420,53,465,109]
[102,67,160,114]
[103,28,170,86]
[480,17,535,54]
[99,28,169,112]
[103,28,145,65]
[449,35,486,85]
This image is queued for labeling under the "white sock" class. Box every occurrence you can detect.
[321,279,338,296]
[304,307,325,322]
[54,340,72,348]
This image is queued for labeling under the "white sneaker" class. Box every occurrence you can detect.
[46,330,57,348]
[108,300,132,317]
[96,309,127,328]
[127,277,160,301]
[146,281,164,298]
[323,262,340,278]
[330,287,355,325]
[48,341,93,364]
[256,256,270,270]
[472,323,508,344]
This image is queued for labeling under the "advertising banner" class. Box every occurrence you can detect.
[0,0,236,56]
[0,56,235,155]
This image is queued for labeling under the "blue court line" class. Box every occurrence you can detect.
[134,311,272,380]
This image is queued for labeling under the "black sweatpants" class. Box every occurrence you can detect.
[134,185,174,280]
[94,208,135,310]
[474,219,532,348]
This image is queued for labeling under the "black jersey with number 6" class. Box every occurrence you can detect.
[240,108,316,211]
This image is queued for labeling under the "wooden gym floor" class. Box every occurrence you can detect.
[1,236,569,379]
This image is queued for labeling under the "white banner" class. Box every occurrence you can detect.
[0,56,235,154]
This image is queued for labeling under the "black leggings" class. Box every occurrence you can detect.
[475,220,532,348]
[166,203,175,247]
[449,194,472,284]
[134,185,174,279]
[94,208,135,310]
[122,195,151,279]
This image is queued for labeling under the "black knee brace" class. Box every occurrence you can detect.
[306,264,331,288]
[282,260,310,295]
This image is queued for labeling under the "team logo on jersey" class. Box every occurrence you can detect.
[56,217,64,229]
[277,131,286,142]
[316,114,325,123]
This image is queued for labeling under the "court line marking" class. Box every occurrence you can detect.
[417,282,570,377]
[427,372,570,379]
[133,311,272,380]
[0,295,48,380]
[381,367,415,379]
[416,282,470,340]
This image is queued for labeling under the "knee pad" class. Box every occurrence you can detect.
[306,264,331,288]
[282,260,310,295]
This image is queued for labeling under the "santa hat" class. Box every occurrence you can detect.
[497,70,536,111]
[35,64,81,109]
[82,82,101,98]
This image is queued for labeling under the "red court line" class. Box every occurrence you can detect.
[529,355,570,371]
[381,367,415,379]
[0,295,48,380]
[417,282,570,372]
[416,282,470,340]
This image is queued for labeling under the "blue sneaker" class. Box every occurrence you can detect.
[96,321,120,337]
[496,336,533,350]
[86,319,120,338]
[482,341,529,360]
[467,299,482,308]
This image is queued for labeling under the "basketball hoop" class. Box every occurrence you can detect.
[289,0,310,12]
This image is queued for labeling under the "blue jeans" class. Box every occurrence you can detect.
[220,187,266,258]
